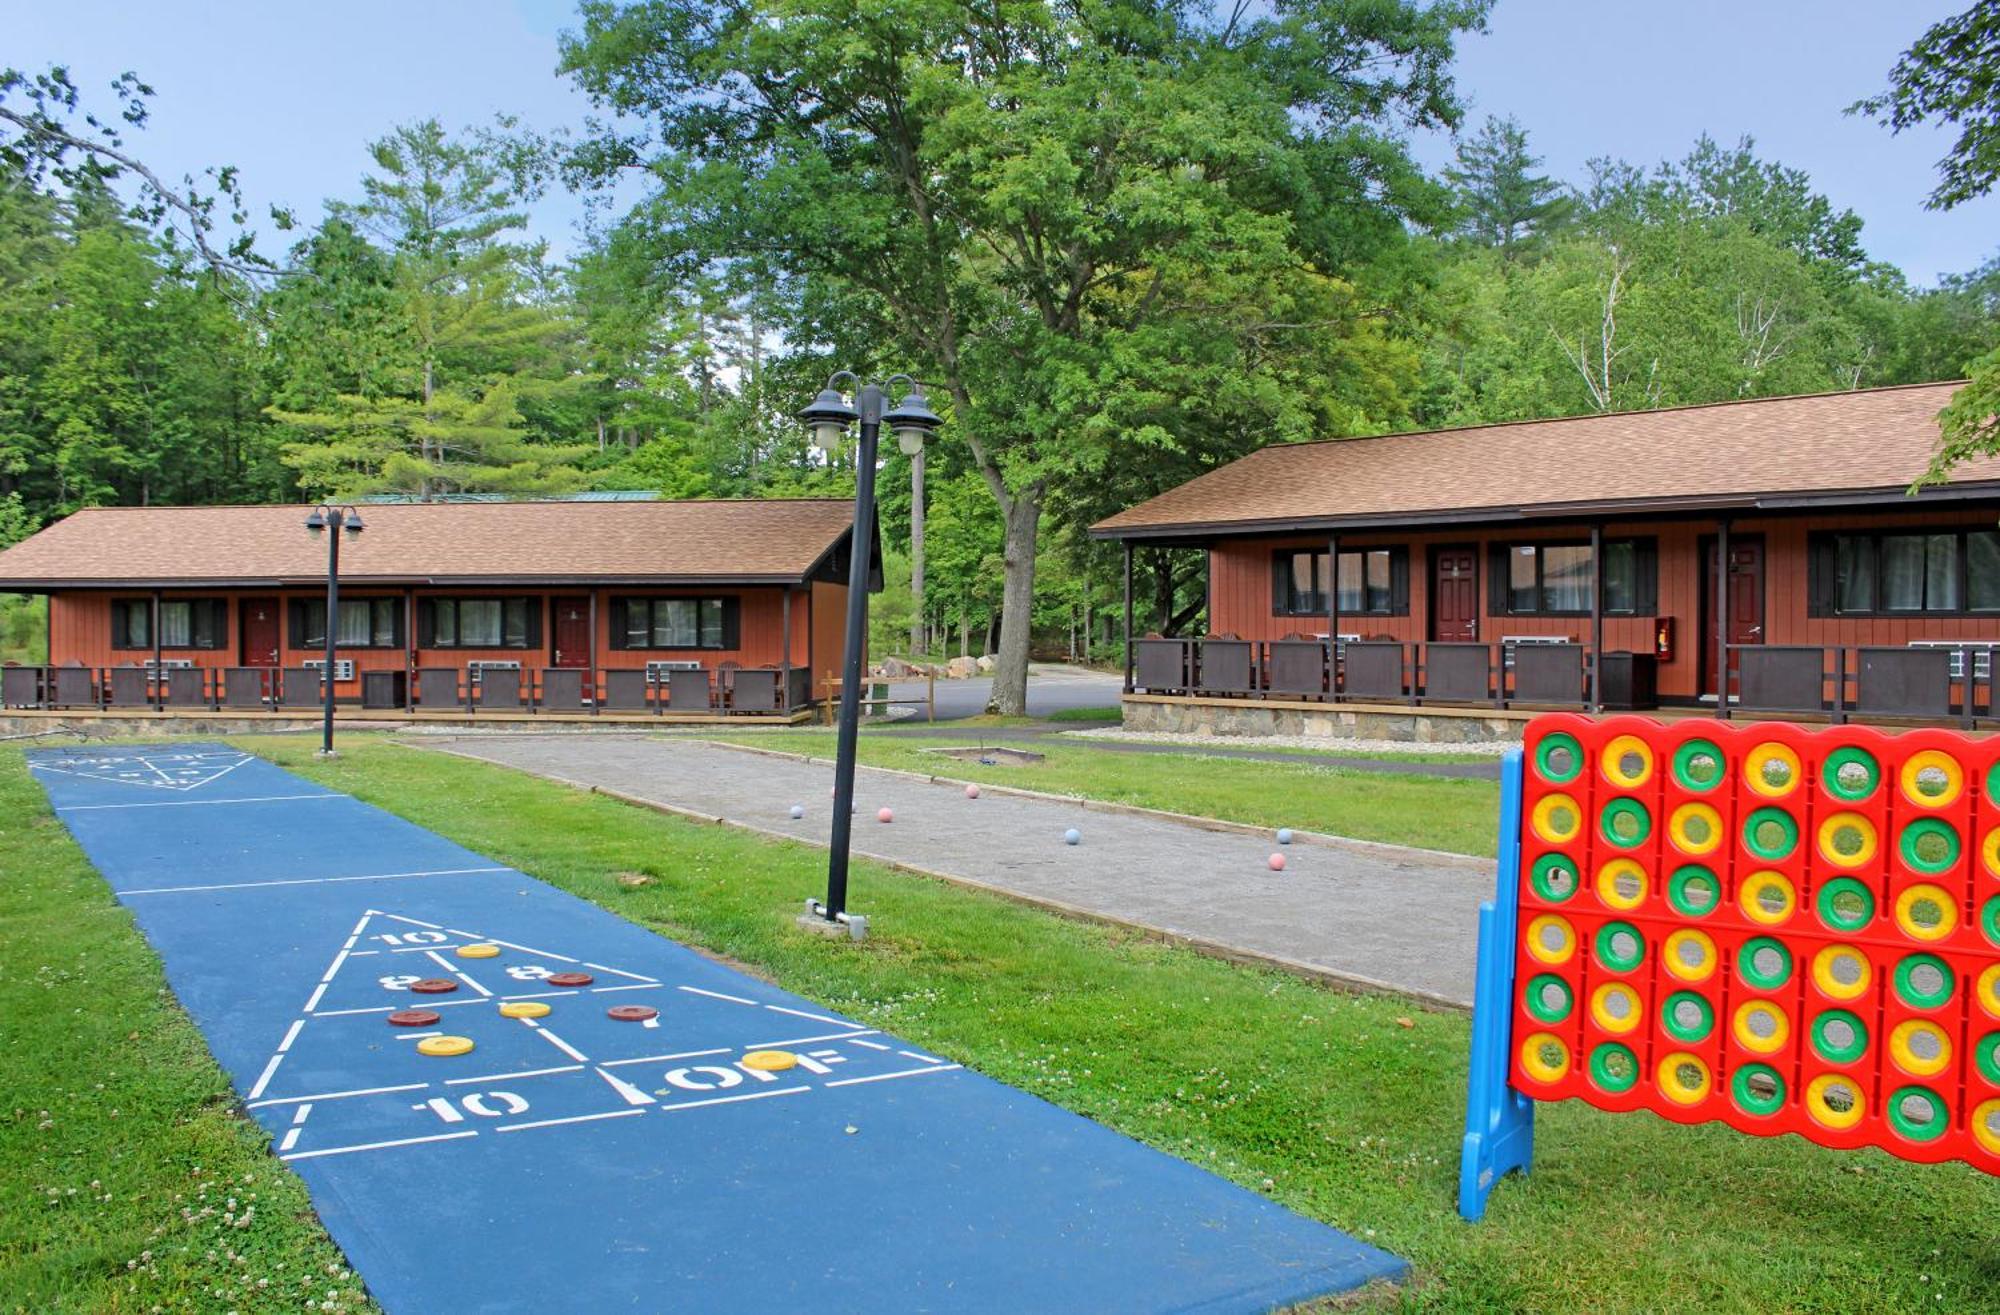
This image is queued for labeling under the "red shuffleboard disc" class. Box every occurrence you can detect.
[546,972,594,987]
[387,1010,442,1027]
[607,1004,658,1022]
[409,978,460,994]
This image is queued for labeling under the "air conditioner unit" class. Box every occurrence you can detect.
[1908,640,1998,681]
[142,658,196,670]
[467,660,522,684]
[301,658,355,681]
[646,660,704,682]
[1501,635,1570,671]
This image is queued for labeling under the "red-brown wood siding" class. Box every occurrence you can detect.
[1206,509,2000,701]
[45,584,829,695]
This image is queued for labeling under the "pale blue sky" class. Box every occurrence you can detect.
[4,0,1995,283]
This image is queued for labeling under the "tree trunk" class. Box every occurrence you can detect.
[986,490,1041,714]
[959,612,969,659]
[1154,552,1176,633]
[909,445,925,658]
[420,359,436,501]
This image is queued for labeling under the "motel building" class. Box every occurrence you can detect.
[1091,381,2000,740]
[0,498,877,722]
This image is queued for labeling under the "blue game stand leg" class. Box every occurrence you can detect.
[1458,747,1534,1221]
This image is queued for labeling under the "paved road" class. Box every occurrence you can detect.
[885,662,1123,721]
[860,725,1504,781]
[419,734,1494,1007]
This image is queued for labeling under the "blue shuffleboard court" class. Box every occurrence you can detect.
[30,743,1404,1312]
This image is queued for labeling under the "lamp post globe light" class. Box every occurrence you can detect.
[798,373,943,937]
[304,504,365,756]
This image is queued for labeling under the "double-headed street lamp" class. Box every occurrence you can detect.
[304,504,365,757]
[798,373,943,936]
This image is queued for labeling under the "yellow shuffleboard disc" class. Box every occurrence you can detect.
[498,1001,551,1019]
[741,1049,799,1072]
[417,1035,475,1057]
[456,943,502,959]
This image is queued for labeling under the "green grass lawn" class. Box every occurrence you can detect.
[8,735,1998,1313]
[0,746,377,1313]
[1044,706,1123,723]
[709,729,1502,857]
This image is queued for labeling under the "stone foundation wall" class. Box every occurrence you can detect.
[1121,697,1525,744]
[1,713,347,741]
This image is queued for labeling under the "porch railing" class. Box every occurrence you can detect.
[0,664,816,717]
[1126,637,2000,725]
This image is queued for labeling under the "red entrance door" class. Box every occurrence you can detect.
[551,597,591,669]
[1702,537,1765,697]
[241,600,281,667]
[1431,547,1479,642]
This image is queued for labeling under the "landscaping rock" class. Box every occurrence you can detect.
[975,655,996,674]
[946,656,979,679]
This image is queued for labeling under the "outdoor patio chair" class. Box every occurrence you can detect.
[716,659,741,708]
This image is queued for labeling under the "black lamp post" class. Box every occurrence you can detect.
[304,504,365,756]
[798,373,943,936]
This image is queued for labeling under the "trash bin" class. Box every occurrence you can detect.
[1597,651,1658,711]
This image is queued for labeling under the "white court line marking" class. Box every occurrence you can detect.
[847,1039,892,1052]
[314,997,486,1018]
[444,1065,582,1087]
[303,982,328,1013]
[276,1020,307,1054]
[746,1029,879,1050]
[594,1068,657,1106]
[246,1052,287,1102]
[249,1083,427,1109]
[655,1087,808,1113]
[379,913,447,931]
[678,986,757,1006]
[55,793,347,812]
[282,1130,475,1161]
[824,1065,962,1088]
[592,983,662,994]
[394,1031,444,1041]
[582,961,658,983]
[599,1047,730,1069]
[121,866,510,896]
[278,1103,314,1153]
[483,936,579,963]
[761,1004,854,1027]
[424,949,493,998]
[495,1109,642,1134]
[897,1050,946,1065]
[497,990,582,1003]
[523,1023,589,1063]
[319,950,350,984]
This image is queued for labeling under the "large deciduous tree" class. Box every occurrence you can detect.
[559,0,1483,713]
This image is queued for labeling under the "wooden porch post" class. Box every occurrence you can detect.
[1589,524,1603,714]
[782,586,793,706]
[588,590,599,714]
[403,587,415,711]
[1715,517,1731,720]
[151,589,163,709]
[1327,534,1340,697]
[1121,540,1134,694]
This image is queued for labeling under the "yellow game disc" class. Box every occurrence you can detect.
[1656,1051,1712,1105]
[740,1049,799,1072]
[499,1001,551,1019]
[1811,944,1872,1002]
[1806,1073,1865,1130]
[1889,1019,1953,1078]
[456,943,502,959]
[1517,1032,1570,1084]
[1980,964,2000,1019]
[1898,749,1965,809]
[417,1035,475,1057]
[1743,742,1802,798]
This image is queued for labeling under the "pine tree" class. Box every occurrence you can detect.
[1445,116,1574,254]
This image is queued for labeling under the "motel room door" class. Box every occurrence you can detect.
[551,596,591,668]
[1700,536,1765,698]
[240,599,281,667]
[1431,546,1479,642]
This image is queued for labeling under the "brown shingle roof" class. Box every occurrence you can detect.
[1093,382,1993,538]
[0,498,859,588]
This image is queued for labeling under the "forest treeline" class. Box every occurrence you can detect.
[1,3,1995,697]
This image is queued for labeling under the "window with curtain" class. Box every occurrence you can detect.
[1822,530,1999,614]
[112,599,226,649]
[1272,549,1404,616]
[610,598,734,650]
[291,598,402,649]
[1497,541,1652,616]
[418,597,536,649]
